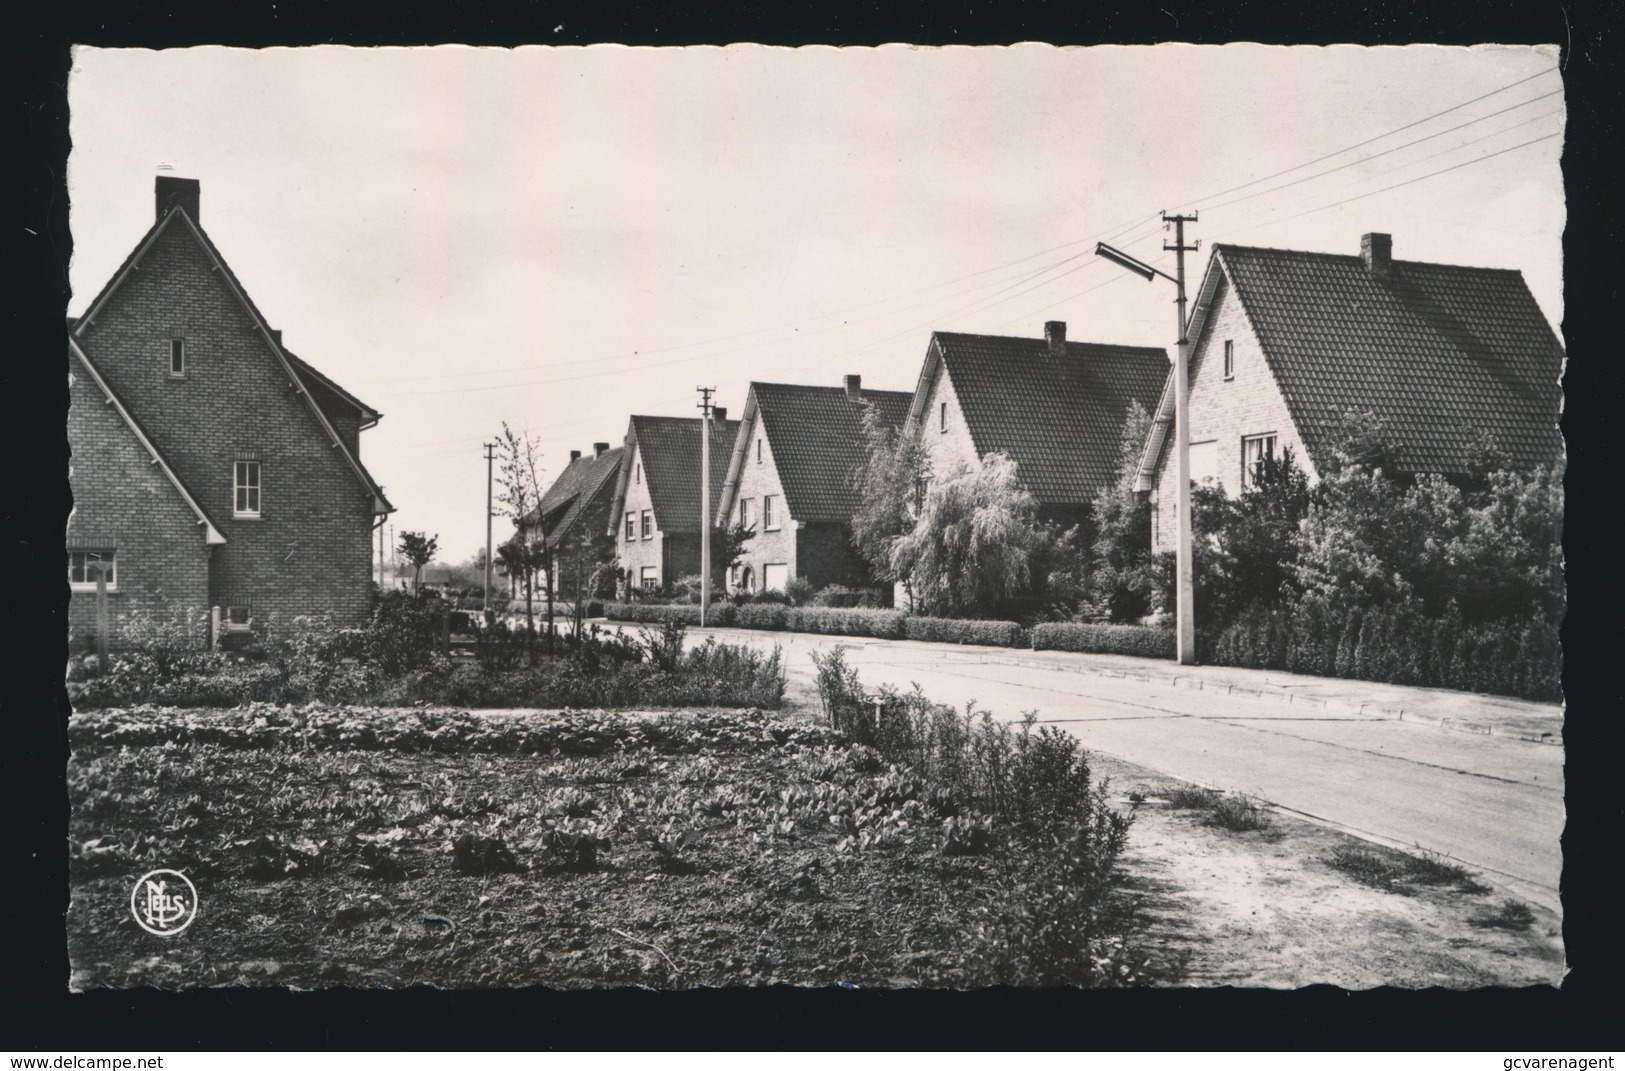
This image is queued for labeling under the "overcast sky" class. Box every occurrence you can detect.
[67,43,1565,563]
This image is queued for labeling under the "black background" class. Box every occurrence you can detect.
[7,0,1620,1051]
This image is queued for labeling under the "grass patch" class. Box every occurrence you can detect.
[1326,844,1492,896]
[1162,785,1272,832]
[1470,899,1537,931]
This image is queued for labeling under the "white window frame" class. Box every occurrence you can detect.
[640,566,658,590]
[169,338,186,377]
[624,512,636,540]
[640,510,653,540]
[635,461,641,484]
[763,494,779,531]
[939,401,947,432]
[756,438,762,464]
[739,498,752,530]
[234,460,261,518]
[1241,433,1278,490]
[1222,339,1235,380]
[68,549,117,591]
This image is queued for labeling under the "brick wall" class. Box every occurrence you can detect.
[615,442,669,591]
[798,523,875,590]
[74,216,376,626]
[917,355,981,480]
[66,360,213,648]
[1149,274,1315,553]
[727,414,796,592]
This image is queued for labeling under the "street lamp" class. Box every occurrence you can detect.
[1095,212,1199,665]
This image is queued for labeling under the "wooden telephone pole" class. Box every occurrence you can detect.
[696,386,715,627]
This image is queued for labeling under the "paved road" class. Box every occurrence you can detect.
[684,626,1566,912]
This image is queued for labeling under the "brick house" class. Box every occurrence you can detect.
[714,376,913,594]
[67,176,392,647]
[906,321,1169,532]
[528,441,624,597]
[606,411,739,595]
[1137,233,1566,553]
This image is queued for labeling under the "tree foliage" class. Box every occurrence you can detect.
[849,403,932,592]
[397,531,439,594]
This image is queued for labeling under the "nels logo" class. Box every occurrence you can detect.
[130,869,198,936]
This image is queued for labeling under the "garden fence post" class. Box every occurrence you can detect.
[209,605,222,650]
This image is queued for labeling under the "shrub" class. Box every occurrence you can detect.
[785,606,904,639]
[903,616,1021,647]
[813,585,884,608]
[784,576,816,606]
[602,602,735,628]
[734,603,788,630]
[1030,622,1175,658]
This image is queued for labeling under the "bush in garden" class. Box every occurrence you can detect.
[734,603,788,630]
[812,585,884,608]
[1030,622,1175,659]
[902,617,1021,647]
[785,606,904,639]
[784,576,816,607]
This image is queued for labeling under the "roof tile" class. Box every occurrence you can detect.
[751,383,914,523]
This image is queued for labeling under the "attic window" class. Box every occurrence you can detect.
[756,438,762,464]
[939,401,947,433]
[635,462,641,484]
[169,338,185,377]
[1223,340,1235,380]
[234,460,261,518]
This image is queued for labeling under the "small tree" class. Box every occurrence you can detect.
[711,521,756,589]
[397,531,439,594]
[1085,401,1159,622]
[850,404,932,603]
[888,452,1044,617]
[495,422,554,658]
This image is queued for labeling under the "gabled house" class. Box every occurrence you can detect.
[528,441,624,595]
[606,411,739,594]
[67,176,392,647]
[715,376,913,594]
[1137,233,1565,553]
[906,321,1169,530]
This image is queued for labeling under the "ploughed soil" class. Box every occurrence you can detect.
[1093,752,1565,988]
[67,703,1158,990]
[67,700,1562,990]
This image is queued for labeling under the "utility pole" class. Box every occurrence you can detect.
[1163,211,1199,666]
[389,523,396,591]
[377,519,385,590]
[697,385,715,627]
[483,441,497,617]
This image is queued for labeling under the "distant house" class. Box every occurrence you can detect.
[606,411,739,594]
[714,376,913,594]
[528,441,624,595]
[1137,233,1565,553]
[906,321,1169,530]
[67,177,392,648]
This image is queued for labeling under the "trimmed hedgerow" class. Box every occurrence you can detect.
[903,617,1022,648]
[733,603,789,630]
[602,602,735,627]
[784,607,905,639]
[1030,622,1175,659]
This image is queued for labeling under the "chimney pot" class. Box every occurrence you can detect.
[570,450,582,461]
[1044,320,1067,356]
[1361,233,1392,281]
[593,442,609,457]
[269,329,282,347]
[155,176,201,225]
[711,406,727,423]
[844,374,862,400]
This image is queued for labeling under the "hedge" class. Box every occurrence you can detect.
[734,603,789,630]
[903,616,1022,648]
[784,607,905,639]
[1030,622,1175,659]
[602,603,735,627]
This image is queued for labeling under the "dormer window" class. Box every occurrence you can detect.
[169,338,186,377]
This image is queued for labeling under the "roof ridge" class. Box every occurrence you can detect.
[1216,241,1526,275]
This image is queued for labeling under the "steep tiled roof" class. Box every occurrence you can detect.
[917,332,1169,506]
[748,383,914,523]
[626,415,740,532]
[533,446,625,549]
[1212,243,1565,475]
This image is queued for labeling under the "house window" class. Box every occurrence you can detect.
[624,512,636,540]
[234,461,261,517]
[756,438,762,464]
[740,564,755,593]
[169,338,185,377]
[939,401,947,432]
[635,462,641,484]
[640,510,653,539]
[68,549,117,590]
[1241,433,1278,490]
[1223,340,1235,380]
[640,566,658,590]
[225,603,255,632]
[739,499,752,530]
[763,494,778,531]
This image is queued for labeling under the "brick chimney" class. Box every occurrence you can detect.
[711,407,727,423]
[269,329,282,347]
[593,442,609,457]
[1361,233,1392,281]
[1044,320,1067,356]
[156,176,201,224]
[570,449,582,461]
[844,374,862,400]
